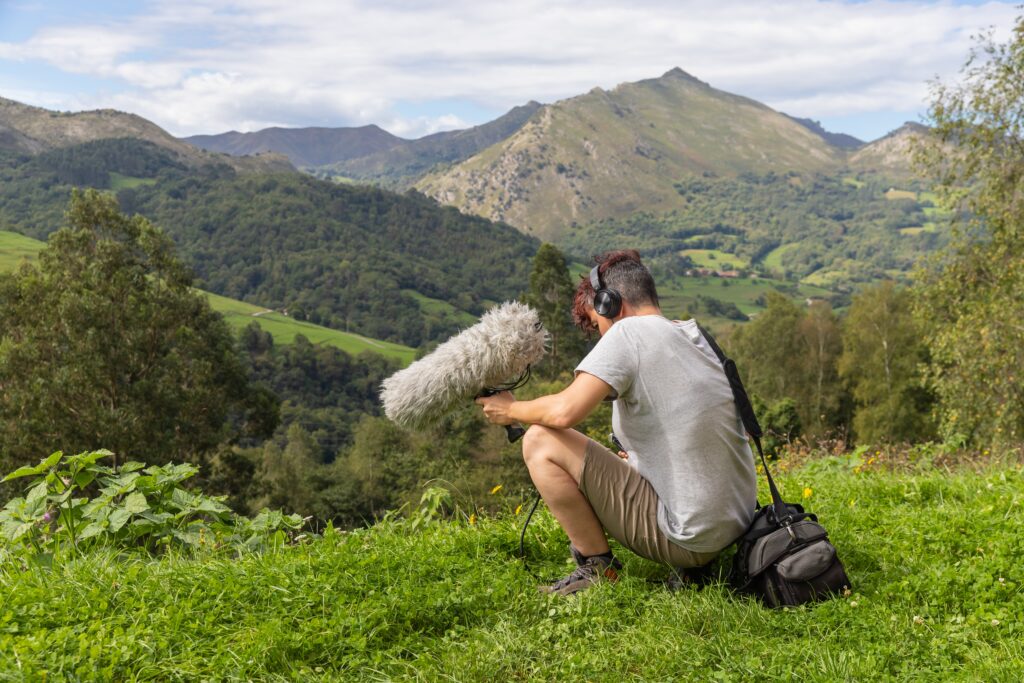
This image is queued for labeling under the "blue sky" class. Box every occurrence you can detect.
[0,0,1018,140]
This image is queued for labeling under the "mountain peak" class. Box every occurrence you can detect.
[660,67,709,86]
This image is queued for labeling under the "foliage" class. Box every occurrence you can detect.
[839,282,935,443]
[0,190,276,481]
[728,292,848,439]
[1,461,1022,680]
[914,16,1024,446]
[524,243,586,376]
[0,450,304,566]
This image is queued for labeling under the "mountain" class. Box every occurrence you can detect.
[784,115,864,149]
[0,96,293,174]
[415,68,847,241]
[849,122,929,175]
[319,101,543,187]
[184,125,405,168]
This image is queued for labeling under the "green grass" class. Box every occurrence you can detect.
[402,289,478,328]
[108,172,157,190]
[204,293,416,365]
[2,460,1022,680]
[0,230,43,272]
[0,231,415,366]
[761,243,799,273]
[842,176,865,189]
[681,248,750,270]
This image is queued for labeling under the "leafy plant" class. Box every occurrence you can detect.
[0,450,305,564]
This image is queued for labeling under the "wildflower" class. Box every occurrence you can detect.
[991,619,1000,626]
[469,513,476,526]
[514,503,524,515]
[913,615,925,625]
[849,601,858,607]
[490,484,503,495]
[42,510,55,523]
[999,577,1006,584]
[803,487,813,499]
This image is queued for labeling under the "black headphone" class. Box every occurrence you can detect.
[590,264,622,319]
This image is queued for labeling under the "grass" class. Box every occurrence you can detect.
[2,458,1023,680]
[761,243,799,273]
[0,231,416,366]
[205,293,416,365]
[681,248,750,270]
[108,172,157,191]
[0,231,43,272]
[842,176,865,189]
[402,289,478,328]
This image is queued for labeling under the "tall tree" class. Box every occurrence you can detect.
[914,16,1024,445]
[524,243,585,375]
[797,301,844,436]
[839,282,935,443]
[0,189,275,472]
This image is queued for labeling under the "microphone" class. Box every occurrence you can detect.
[380,301,548,441]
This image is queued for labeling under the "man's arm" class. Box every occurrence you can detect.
[475,372,612,429]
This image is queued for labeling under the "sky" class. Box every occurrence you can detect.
[0,0,1018,142]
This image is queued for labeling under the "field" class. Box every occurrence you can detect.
[680,248,750,270]
[0,230,415,366]
[2,455,1022,680]
[761,243,800,273]
[108,173,158,190]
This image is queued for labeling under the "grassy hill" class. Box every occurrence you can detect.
[185,125,405,168]
[0,230,416,365]
[2,455,1021,679]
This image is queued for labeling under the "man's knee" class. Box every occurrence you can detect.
[522,424,559,465]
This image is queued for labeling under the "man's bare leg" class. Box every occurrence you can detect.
[522,424,609,556]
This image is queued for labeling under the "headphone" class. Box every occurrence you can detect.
[590,264,622,319]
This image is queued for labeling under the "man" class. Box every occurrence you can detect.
[476,249,756,595]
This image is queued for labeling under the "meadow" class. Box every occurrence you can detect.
[2,450,1021,681]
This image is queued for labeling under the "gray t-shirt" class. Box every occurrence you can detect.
[575,315,757,552]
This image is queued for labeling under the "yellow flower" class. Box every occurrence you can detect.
[469,513,476,526]
[803,487,813,499]
[490,484,503,495]
[515,503,524,515]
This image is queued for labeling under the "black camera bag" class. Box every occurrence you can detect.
[697,325,851,608]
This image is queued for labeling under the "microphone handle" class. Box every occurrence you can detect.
[505,424,526,443]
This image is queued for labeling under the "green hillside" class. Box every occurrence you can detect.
[0,230,416,365]
[2,457,1021,679]
[0,137,539,348]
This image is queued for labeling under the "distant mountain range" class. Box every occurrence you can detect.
[0,96,292,174]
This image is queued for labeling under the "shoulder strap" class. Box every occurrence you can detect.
[696,323,790,523]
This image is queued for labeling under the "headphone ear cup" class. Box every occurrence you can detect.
[594,289,622,319]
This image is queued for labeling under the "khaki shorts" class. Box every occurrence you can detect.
[578,439,719,568]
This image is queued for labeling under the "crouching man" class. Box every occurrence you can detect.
[476,249,756,595]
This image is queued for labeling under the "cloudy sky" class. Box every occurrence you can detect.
[0,0,1018,141]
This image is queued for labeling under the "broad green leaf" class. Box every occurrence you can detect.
[123,492,149,514]
[73,470,97,488]
[26,481,48,505]
[119,462,146,473]
[108,508,131,533]
[77,522,106,540]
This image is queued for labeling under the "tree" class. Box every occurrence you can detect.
[524,243,585,375]
[914,16,1024,445]
[0,190,276,472]
[839,282,935,444]
[796,301,844,436]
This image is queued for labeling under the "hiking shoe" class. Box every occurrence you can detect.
[540,548,622,596]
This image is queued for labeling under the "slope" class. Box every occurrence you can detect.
[416,68,846,241]
[319,101,543,187]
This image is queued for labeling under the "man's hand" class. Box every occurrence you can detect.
[475,391,516,426]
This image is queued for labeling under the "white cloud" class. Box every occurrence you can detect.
[0,0,1019,138]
